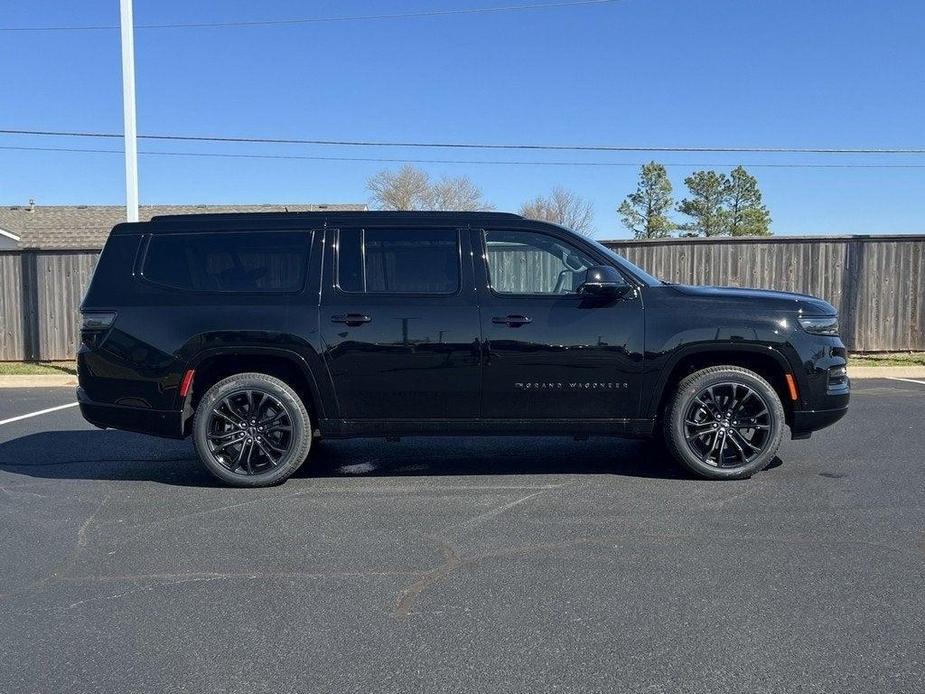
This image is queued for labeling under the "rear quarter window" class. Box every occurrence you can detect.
[142,231,310,292]
[81,234,143,307]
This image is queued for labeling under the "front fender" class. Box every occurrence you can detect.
[641,341,797,420]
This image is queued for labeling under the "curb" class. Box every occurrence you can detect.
[848,366,925,380]
[0,375,77,388]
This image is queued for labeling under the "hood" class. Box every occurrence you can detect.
[668,284,837,316]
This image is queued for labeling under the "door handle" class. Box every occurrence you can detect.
[492,314,532,327]
[331,313,372,326]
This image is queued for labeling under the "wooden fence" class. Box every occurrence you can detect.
[0,250,99,361]
[0,235,922,360]
[604,235,924,352]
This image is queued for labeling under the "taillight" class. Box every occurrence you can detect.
[80,311,116,348]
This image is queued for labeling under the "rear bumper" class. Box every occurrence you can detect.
[77,388,184,439]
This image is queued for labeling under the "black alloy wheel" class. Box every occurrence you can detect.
[683,382,772,468]
[207,389,293,475]
[664,366,785,480]
[193,372,312,487]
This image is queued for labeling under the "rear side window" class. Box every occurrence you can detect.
[143,231,310,292]
[337,228,459,294]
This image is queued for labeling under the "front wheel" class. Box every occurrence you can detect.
[192,372,312,487]
[664,366,785,480]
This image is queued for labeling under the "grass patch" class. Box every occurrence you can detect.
[848,352,925,367]
[0,361,77,376]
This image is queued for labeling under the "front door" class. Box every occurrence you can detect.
[475,228,644,420]
[321,226,481,421]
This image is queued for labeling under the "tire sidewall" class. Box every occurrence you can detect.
[193,373,311,487]
[666,367,785,480]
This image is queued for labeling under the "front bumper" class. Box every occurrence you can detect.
[790,401,849,439]
[77,387,184,439]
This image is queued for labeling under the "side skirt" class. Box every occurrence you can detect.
[318,418,655,439]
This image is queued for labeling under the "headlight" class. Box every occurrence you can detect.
[798,316,839,336]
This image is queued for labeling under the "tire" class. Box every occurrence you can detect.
[192,372,312,487]
[664,366,785,480]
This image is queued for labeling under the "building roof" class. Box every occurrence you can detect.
[0,226,20,250]
[0,203,367,250]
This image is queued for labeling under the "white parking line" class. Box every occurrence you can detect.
[887,377,925,386]
[0,402,79,426]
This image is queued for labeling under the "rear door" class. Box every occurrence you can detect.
[474,227,644,420]
[320,226,481,421]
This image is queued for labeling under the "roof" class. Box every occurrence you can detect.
[0,225,20,250]
[107,210,527,237]
[142,210,523,230]
[0,203,368,250]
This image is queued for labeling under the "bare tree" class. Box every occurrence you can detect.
[429,175,494,211]
[367,165,432,210]
[519,187,595,236]
[367,165,492,211]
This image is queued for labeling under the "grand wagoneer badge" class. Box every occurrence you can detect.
[514,382,630,390]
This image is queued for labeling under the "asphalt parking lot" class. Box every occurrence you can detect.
[1,379,923,694]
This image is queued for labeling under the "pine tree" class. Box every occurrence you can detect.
[725,165,771,236]
[677,170,730,237]
[617,162,675,238]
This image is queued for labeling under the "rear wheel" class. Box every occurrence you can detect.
[664,366,785,480]
[192,372,311,487]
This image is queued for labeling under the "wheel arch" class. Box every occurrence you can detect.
[647,344,796,425]
[180,347,327,435]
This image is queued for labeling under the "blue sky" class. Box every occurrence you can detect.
[1,0,923,238]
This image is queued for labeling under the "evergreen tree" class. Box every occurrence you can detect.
[725,165,771,236]
[678,170,730,237]
[617,162,675,238]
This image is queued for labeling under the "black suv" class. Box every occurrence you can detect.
[78,211,849,486]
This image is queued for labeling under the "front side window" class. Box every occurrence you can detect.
[143,231,310,292]
[337,228,460,294]
[485,230,601,295]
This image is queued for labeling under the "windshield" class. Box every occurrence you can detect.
[588,238,661,286]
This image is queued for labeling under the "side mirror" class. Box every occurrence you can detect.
[577,265,631,297]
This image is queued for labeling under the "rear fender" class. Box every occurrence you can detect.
[179,345,330,420]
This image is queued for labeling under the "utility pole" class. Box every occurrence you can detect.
[119,0,139,222]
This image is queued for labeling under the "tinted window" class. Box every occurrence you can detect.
[338,228,459,294]
[143,231,310,292]
[485,230,602,295]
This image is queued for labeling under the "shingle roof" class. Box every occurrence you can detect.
[0,203,368,250]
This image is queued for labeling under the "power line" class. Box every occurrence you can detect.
[2,128,924,155]
[0,0,622,32]
[3,144,925,169]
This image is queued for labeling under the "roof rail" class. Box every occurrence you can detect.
[149,210,525,224]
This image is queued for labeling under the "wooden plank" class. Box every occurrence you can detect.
[0,252,25,360]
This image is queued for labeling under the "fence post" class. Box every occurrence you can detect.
[839,238,864,352]
[19,251,40,361]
